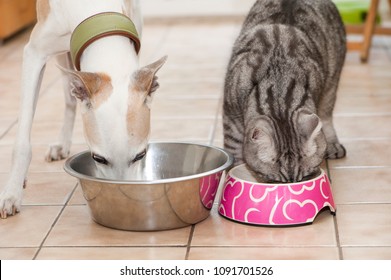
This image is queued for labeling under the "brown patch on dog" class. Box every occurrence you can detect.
[77,74,113,146]
[131,69,154,94]
[37,0,51,22]
[131,56,167,94]
[82,112,100,147]
[125,56,167,143]
[127,93,150,144]
[65,70,113,108]
[89,73,113,108]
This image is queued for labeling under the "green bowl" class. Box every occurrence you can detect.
[333,0,381,24]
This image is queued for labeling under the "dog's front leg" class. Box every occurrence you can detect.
[0,42,47,218]
[46,53,77,162]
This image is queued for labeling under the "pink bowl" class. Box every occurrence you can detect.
[218,164,336,226]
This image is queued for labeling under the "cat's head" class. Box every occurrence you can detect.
[243,110,327,183]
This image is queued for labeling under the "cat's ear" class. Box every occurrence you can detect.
[297,110,323,156]
[249,118,277,162]
[132,56,167,108]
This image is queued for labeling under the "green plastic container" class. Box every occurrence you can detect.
[333,0,381,24]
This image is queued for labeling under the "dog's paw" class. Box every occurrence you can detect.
[45,144,70,162]
[0,188,22,219]
[326,143,346,159]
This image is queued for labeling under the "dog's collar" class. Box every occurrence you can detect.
[70,12,141,71]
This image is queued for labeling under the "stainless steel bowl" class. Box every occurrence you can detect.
[64,142,233,231]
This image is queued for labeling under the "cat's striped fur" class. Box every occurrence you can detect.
[223,0,346,183]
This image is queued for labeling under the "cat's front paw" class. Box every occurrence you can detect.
[326,143,346,159]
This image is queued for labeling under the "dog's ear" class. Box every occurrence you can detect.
[57,65,101,102]
[132,55,167,107]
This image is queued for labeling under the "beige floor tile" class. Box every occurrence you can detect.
[212,116,223,140]
[0,27,30,57]
[0,206,62,247]
[1,121,84,146]
[334,95,391,115]
[328,139,391,168]
[157,79,224,98]
[0,144,88,173]
[68,185,87,205]
[44,205,191,247]
[337,204,391,247]
[142,0,255,19]
[336,86,391,97]
[161,24,239,60]
[32,87,84,124]
[192,210,337,247]
[330,168,391,204]
[342,247,391,260]
[1,59,61,98]
[0,120,15,138]
[212,139,224,149]
[339,73,391,91]
[0,248,38,260]
[138,25,171,63]
[0,92,19,120]
[188,247,340,260]
[152,97,220,119]
[36,247,187,260]
[159,58,228,78]
[150,119,213,142]
[0,172,77,206]
[33,91,71,123]
[334,115,391,139]
[0,0,391,261]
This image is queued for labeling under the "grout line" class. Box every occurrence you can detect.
[339,137,391,142]
[0,72,61,144]
[381,36,391,61]
[38,73,62,98]
[187,245,342,249]
[330,165,391,170]
[335,202,391,206]
[144,24,171,63]
[32,182,79,260]
[144,15,246,26]
[151,116,216,120]
[0,119,18,140]
[335,112,391,117]
[326,162,343,260]
[21,244,391,249]
[155,95,222,100]
[0,27,31,62]
[334,214,344,260]
[184,225,195,260]
[34,245,188,248]
[161,77,223,84]
[208,96,223,146]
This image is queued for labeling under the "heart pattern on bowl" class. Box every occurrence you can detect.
[218,169,336,226]
[199,172,222,209]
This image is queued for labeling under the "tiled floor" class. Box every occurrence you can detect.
[1,0,391,260]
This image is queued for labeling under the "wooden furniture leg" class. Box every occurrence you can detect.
[345,0,391,63]
[360,0,380,62]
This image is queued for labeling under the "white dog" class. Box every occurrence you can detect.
[0,0,167,218]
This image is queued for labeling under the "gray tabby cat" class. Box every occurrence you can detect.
[223,0,346,183]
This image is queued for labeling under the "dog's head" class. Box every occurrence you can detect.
[61,56,167,179]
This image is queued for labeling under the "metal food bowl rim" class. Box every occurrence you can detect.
[228,164,327,186]
[64,141,234,185]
